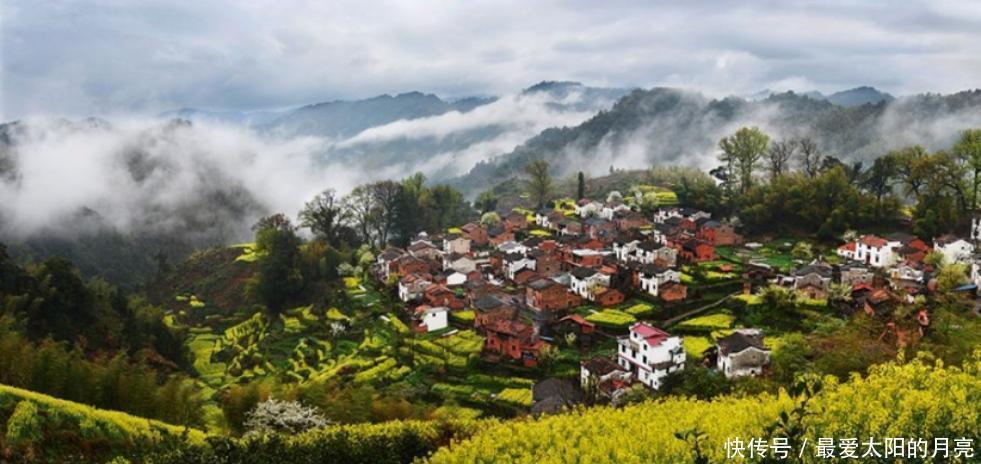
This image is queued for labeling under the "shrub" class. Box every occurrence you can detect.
[585,309,636,328]
[244,398,330,436]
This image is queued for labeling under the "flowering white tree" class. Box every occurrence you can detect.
[243,398,330,436]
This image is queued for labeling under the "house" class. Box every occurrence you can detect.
[437,269,468,287]
[412,305,449,333]
[839,264,874,286]
[594,287,625,307]
[503,211,529,231]
[531,250,563,277]
[889,263,925,293]
[423,284,465,310]
[659,281,688,302]
[613,210,650,231]
[398,273,431,302]
[599,201,631,220]
[504,253,537,281]
[483,319,546,367]
[553,314,596,347]
[408,238,443,261]
[460,223,489,246]
[569,266,610,300]
[487,225,515,246]
[853,235,896,268]
[473,294,515,329]
[583,217,616,238]
[934,235,975,264]
[889,233,930,264]
[535,210,564,229]
[696,220,743,246]
[567,248,608,268]
[792,263,833,299]
[444,253,477,274]
[555,218,583,236]
[575,200,603,218]
[716,329,770,378]
[531,378,584,416]
[442,234,471,255]
[580,356,632,399]
[617,322,685,389]
[836,242,856,260]
[677,239,717,262]
[526,277,582,311]
[637,263,681,298]
[394,255,430,280]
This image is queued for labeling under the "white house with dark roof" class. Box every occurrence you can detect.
[638,263,681,297]
[716,329,770,378]
[617,322,685,389]
[569,266,608,300]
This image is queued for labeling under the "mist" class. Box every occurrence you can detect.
[0,118,360,243]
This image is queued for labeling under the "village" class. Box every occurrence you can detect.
[372,188,981,410]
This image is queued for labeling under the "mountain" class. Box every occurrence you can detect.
[451,88,981,195]
[826,86,894,107]
[158,108,284,126]
[300,83,631,182]
[260,91,491,139]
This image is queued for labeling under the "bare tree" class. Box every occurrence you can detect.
[796,138,821,178]
[766,139,797,180]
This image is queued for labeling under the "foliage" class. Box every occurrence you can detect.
[524,160,554,209]
[675,312,734,332]
[496,388,533,407]
[243,398,330,436]
[584,309,636,328]
[427,356,980,463]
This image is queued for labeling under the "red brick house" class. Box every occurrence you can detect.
[504,211,529,231]
[659,281,688,302]
[484,319,546,367]
[614,210,651,231]
[696,220,743,246]
[594,287,625,307]
[460,223,489,246]
[526,278,582,311]
[488,225,515,246]
[531,250,563,277]
[423,284,465,310]
[677,239,717,262]
[395,255,430,277]
[473,294,515,330]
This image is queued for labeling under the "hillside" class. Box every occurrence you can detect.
[428,357,981,462]
[0,384,206,461]
[452,88,981,195]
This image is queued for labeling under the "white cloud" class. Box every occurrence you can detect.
[3,0,981,120]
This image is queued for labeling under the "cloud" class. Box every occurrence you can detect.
[3,0,981,120]
[0,118,361,241]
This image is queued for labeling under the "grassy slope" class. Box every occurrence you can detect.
[0,384,206,461]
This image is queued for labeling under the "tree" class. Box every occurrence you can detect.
[343,185,377,247]
[936,262,969,295]
[863,155,896,220]
[524,160,554,210]
[952,129,981,209]
[766,139,797,180]
[299,189,348,247]
[796,137,821,178]
[718,127,769,193]
[243,398,330,436]
[924,250,946,269]
[576,171,586,200]
[890,145,930,198]
[251,214,303,314]
[370,180,401,247]
[791,242,813,261]
[475,190,498,214]
[480,212,501,227]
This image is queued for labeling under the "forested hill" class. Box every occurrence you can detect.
[452,88,981,195]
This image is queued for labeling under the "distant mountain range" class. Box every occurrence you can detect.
[450,87,981,195]
[747,86,895,107]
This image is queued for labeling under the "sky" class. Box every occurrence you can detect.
[3,0,981,120]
